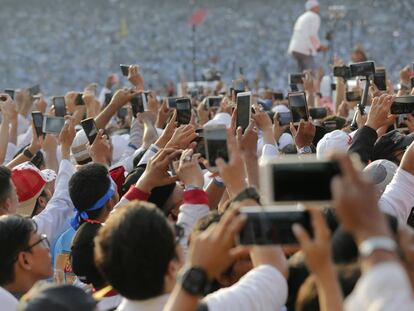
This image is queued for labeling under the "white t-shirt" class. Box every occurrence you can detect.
[288,11,321,56]
[0,286,18,311]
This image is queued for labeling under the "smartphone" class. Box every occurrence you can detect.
[349,61,375,77]
[31,111,44,138]
[289,73,305,85]
[346,91,362,102]
[273,92,284,101]
[204,125,229,172]
[130,93,146,116]
[238,205,312,245]
[290,84,299,92]
[391,96,414,114]
[4,89,15,100]
[104,93,113,107]
[75,93,85,106]
[28,84,41,96]
[166,97,178,109]
[323,121,337,132]
[117,107,128,119]
[333,66,351,80]
[395,114,409,129]
[236,91,252,131]
[120,64,129,76]
[260,157,342,204]
[53,96,66,117]
[206,96,222,109]
[81,118,98,145]
[309,107,327,120]
[194,128,206,158]
[278,111,293,126]
[42,116,65,134]
[288,92,309,122]
[176,97,192,125]
[373,68,387,91]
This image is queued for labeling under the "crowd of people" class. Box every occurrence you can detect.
[2,1,414,311]
[2,0,414,94]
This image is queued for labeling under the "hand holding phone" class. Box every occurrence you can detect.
[288,92,309,122]
[81,118,98,145]
[175,97,192,125]
[130,93,147,116]
[120,64,130,76]
[31,111,44,138]
[204,125,229,172]
[236,91,252,131]
[42,116,65,134]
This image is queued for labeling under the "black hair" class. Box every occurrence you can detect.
[71,223,106,289]
[0,215,36,285]
[0,166,12,206]
[94,201,175,300]
[69,163,110,220]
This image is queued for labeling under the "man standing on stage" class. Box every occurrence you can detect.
[288,0,328,72]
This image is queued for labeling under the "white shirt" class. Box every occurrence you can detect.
[345,262,414,310]
[288,11,321,56]
[0,287,18,311]
[117,294,169,311]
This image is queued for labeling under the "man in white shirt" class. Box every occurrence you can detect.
[288,0,328,72]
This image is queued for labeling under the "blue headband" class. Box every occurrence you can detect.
[71,179,116,230]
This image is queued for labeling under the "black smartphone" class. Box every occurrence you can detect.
[4,89,15,100]
[346,91,362,102]
[117,107,128,119]
[204,125,228,172]
[206,96,222,109]
[194,128,206,158]
[131,93,146,116]
[238,206,312,245]
[81,118,98,145]
[31,111,44,138]
[167,97,178,109]
[278,111,293,126]
[273,92,284,101]
[333,66,351,80]
[262,158,342,203]
[391,96,414,114]
[42,116,65,134]
[289,73,305,85]
[373,68,387,91]
[75,93,85,106]
[120,64,129,76]
[53,96,66,117]
[176,97,192,125]
[349,61,375,77]
[28,84,41,96]
[104,93,113,107]
[236,91,252,131]
[309,107,327,120]
[290,84,299,92]
[288,92,309,122]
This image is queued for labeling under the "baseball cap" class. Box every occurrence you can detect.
[71,130,92,165]
[363,159,398,195]
[316,130,352,159]
[372,130,414,162]
[11,162,56,216]
[18,281,97,311]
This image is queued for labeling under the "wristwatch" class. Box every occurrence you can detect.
[359,236,397,258]
[23,148,35,160]
[233,187,261,204]
[297,146,313,154]
[178,266,209,296]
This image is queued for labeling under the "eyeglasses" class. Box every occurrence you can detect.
[23,234,50,252]
[174,224,184,245]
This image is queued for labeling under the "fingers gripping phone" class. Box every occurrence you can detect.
[236,91,252,131]
[288,92,309,122]
[53,96,67,117]
[204,125,229,172]
[175,97,192,125]
[238,205,313,245]
[81,118,98,145]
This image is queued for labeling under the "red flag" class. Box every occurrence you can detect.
[188,9,208,26]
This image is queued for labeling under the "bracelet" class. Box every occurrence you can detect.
[184,185,202,191]
[359,236,397,258]
[23,148,35,160]
[212,177,225,188]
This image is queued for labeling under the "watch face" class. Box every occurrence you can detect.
[181,267,208,296]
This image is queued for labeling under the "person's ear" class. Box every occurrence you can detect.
[16,252,33,271]
[37,196,47,209]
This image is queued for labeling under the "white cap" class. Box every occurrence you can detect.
[305,0,320,11]
[272,104,290,114]
[363,160,398,195]
[316,130,352,159]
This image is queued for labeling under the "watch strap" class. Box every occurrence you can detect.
[23,148,35,160]
[178,266,209,296]
[233,187,261,204]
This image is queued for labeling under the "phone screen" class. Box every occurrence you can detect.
[104,93,113,107]
[4,89,15,100]
[288,92,308,122]
[120,64,129,76]
[239,208,312,245]
[81,118,98,145]
[236,93,251,131]
[176,98,191,125]
[43,117,65,134]
[374,71,387,91]
[204,126,228,169]
[131,94,145,116]
[346,91,362,102]
[207,97,222,108]
[278,112,293,126]
[272,161,341,201]
[53,97,66,117]
[32,112,44,137]
[289,74,304,85]
[75,93,85,106]
[309,107,327,119]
